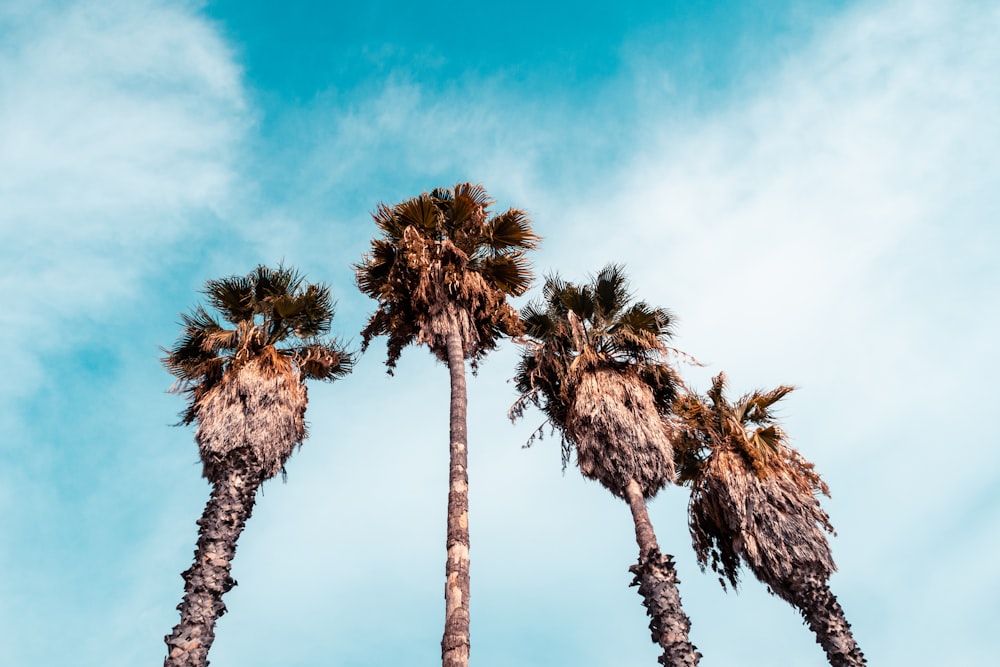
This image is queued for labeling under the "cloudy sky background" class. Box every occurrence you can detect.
[2,0,998,664]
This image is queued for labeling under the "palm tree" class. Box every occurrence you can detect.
[161,265,352,667]
[511,265,701,666]
[674,373,865,666]
[356,183,539,667]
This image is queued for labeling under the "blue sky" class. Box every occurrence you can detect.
[1,0,998,665]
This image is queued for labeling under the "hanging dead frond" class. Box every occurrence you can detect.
[193,351,307,483]
[679,374,836,598]
[567,369,676,498]
[688,446,835,595]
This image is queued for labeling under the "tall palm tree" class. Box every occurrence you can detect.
[356,183,539,667]
[161,265,352,667]
[674,373,865,667]
[511,265,701,666]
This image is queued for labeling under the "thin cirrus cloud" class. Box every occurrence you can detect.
[226,1,1000,665]
[0,0,247,405]
[0,2,248,665]
[570,3,1000,664]
[2,1,998,666]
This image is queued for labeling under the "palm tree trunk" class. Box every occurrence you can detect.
[441,326,471,667]
[164,461,260,667]
[624,479,701,667]
[784,570,866,667]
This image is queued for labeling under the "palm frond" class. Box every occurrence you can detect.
[479,254,534,296]
[559,283,595,322]
[355,240,398,298]
[396,195,441,237]
[455,182,491,205]
[372,202,408,240]
[742,385,796,424]
[542,272,569,309]
[520,303,558,339]
[204,275,255,324]
[294,340,355,381]
[180,306,225,341]
[485,208,540,253]
[444,182,490,239]
[608,302,672,355]
[201,325,239,354]
[284,284,335,339]
[253,264,302,302]
[593,263,629,319]
[163,307,230,376]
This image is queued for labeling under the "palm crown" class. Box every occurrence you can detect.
[511,265,681,497]
[356,182,539,369]
[512,265,678,452]
[674,372,833,592]
[163,264,353,426]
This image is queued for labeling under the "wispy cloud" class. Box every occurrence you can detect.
[3,0,997,665]
[0,2,247,664]
[0,0,247,403]
[239,1,1000,664]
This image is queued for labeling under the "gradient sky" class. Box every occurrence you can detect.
[2,1,998,665]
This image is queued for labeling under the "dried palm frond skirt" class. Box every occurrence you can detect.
[567,369,675,499]
[689,447,835,598]
[194,351,307,482]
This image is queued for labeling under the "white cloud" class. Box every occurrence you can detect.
[0,3,247,664]
[555,7,1000,659]
[0,0,247,402]
[253,1,1000,664]
[4,0,997,665]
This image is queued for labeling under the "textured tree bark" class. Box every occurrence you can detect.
[164,460,260,667]
[784,570,866,667]
[624,479,701,667]
[624,479,660,558]
[441,327,471,667]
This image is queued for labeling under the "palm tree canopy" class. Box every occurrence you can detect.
[163,264,353,428]
[356,182,539,369]
[511,265,681,497]
[675,372,834,591]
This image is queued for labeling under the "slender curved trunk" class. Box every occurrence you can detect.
[783,570,866,667]
[164,460,260,667]
[441,326,471,667]
[624,479,701,666]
